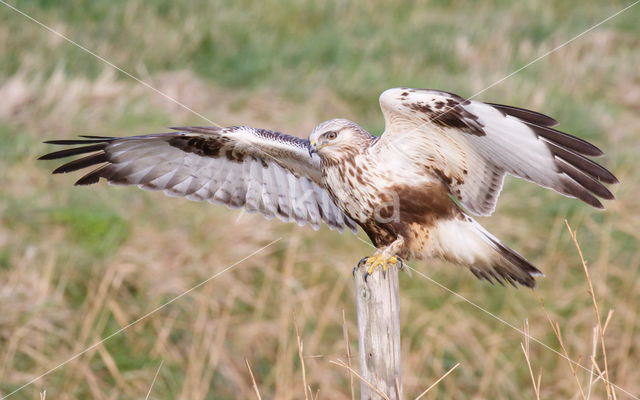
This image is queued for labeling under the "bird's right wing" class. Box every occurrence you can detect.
[40,126,358,233]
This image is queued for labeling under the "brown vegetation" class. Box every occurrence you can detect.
[1,1,639,398]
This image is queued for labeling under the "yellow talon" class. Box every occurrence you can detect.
[363,255,400,276]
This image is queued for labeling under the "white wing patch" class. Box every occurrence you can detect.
[374,88,617,216]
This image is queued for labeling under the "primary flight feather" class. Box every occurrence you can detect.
[40,88,617,288]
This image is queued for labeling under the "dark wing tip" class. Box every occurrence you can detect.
[43,138,111,145]
[530,124,604,157]
[487,102,559,127]
[75,172,102,185]
[38,153,58,160]
[51,153,108,174]
[555,157,616,203]
[39,143,107,160]
[610,174,620,185]
[488,102,607,158]
[544,140,618,186]
[585,196,605,209]
[40,137,114,161]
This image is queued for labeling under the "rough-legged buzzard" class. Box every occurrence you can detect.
[40,88,617,287]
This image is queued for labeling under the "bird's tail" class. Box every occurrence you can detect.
[434,216,544,288]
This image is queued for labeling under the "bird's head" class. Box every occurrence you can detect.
[308,119,372,162]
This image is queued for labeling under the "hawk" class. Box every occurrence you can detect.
[40,88,617,288]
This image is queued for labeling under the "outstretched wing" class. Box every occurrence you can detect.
[40,126,357,233]
[373,88,617,216]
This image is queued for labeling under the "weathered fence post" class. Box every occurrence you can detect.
[354,264,403,400]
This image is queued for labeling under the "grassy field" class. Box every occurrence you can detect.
[1,0,639,398]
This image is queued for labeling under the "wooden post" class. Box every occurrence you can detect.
[354,264,403,400]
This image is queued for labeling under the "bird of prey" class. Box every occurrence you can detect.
[40,88,617,288]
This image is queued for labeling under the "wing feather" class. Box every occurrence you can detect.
[244,159,262,213]
[40,126,357,233]
[260,163,279,219]
[375,88,617,215]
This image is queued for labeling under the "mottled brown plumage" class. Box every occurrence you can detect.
[41,88,618,287]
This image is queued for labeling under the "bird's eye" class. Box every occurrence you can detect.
[326,131,337,140]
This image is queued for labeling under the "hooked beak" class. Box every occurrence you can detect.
[309,140,317,156]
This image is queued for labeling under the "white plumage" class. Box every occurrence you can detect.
[41,88,617,287]
[376,88,616,216]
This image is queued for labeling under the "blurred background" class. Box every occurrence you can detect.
[1,1,639,399]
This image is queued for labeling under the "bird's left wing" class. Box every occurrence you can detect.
[373,88,617,216]
[40,126,357,233]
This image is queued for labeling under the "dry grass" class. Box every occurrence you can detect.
[1,1,639,399]
[523,221,622,400]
